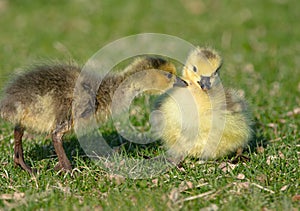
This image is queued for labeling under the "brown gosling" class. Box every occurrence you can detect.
[0,57,186,173]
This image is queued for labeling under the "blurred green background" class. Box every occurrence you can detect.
[0,0,299,210]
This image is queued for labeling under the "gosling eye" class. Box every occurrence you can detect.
[167,72,173,79]
[192,66,198,72]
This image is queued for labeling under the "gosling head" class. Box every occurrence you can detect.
[143,70,188,95]
[183,47,222,91]
[125,56,187,87]
[145,57,177,75]
[144,57,188,88]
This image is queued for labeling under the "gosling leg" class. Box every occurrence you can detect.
[13,125,33,173]
[52,123,72,171]
[231,147,250,164]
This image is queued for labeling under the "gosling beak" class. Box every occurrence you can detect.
[198,76,211,91]
[174,76,188,87]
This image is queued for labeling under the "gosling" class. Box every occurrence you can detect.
[155,47,253,161]
[0,57,186,173]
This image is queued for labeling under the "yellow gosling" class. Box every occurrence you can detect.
[156,47,253,160]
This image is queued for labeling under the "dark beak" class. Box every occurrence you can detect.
[174,76,188,87]
[198,76,211,91]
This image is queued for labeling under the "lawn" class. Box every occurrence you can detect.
[0,0,299,210]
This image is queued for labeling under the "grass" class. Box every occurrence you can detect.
[0,0,299,210]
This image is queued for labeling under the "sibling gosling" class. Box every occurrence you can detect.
[156,47,253,160]
[0,57,185,173]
